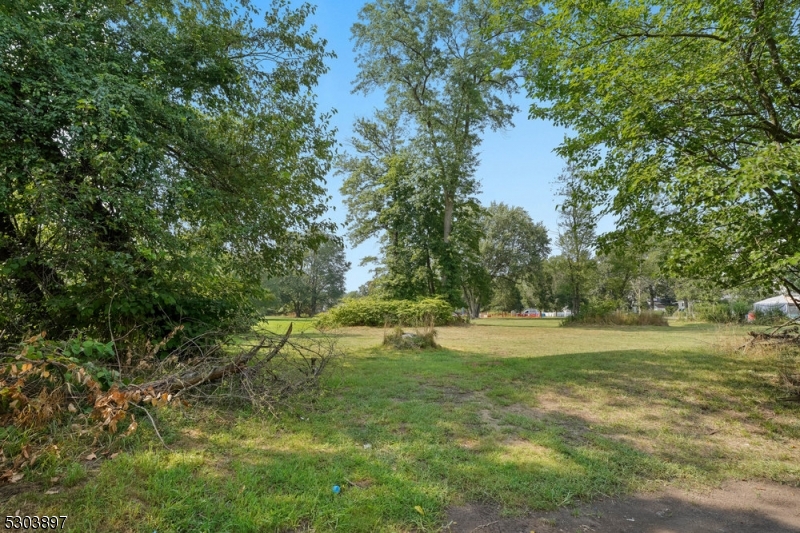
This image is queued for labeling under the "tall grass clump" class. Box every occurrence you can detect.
[382,315,439,350]
[735,320,800,401]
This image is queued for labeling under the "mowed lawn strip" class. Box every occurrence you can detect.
[7,319,800,532]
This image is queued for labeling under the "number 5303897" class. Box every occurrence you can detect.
[4,515,68,529]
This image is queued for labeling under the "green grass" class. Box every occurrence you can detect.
[7,319,800,532]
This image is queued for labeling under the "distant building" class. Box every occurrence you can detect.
[753,294,800,318]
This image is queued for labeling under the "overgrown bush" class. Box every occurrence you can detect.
[563,310,668,326]
[0,0,334,349]
[754,308,791,325]
[695,301,752,323]
[314,297,454,328]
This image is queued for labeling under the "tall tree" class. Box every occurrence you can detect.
[338,111,446,299]
[556,169,596,315]
[0,0,335,342]
[350,0,519,300]
[501,0,800,301]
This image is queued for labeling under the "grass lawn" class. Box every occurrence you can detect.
[6,319,800,532]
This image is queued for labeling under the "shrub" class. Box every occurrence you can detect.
[731,300,752,321]
[753,308,790,325]
[563,310,668,327]
[695,303,731,323]
[314,297,454,328]
[696,301,754,323]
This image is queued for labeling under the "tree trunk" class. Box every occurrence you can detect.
[443,194,454,244]
[310,291,318,316]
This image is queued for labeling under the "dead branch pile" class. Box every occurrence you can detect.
[1,323,340,484]
[743,320,800,400]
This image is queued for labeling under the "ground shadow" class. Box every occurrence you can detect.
[446,480,800,533]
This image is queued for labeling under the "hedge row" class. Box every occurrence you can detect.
[314,297,454,328]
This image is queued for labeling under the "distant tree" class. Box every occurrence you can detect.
[520,265,556,311]
[595,246,639,309]
[338,112,447,299]
[265,239,350,317]
[466,202,550,315]
[489,278,523,312]
[556,169,597,315]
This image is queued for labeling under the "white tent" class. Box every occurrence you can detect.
[753,294,800,318]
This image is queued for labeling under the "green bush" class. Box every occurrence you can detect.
[731,300,752,321]
[695,303,732,323]
[695,301,752,323]
[314,297,454,328]
[563,310,668,327]
[753,307,789,325]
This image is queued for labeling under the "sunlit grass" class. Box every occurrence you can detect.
[8,318,799,532]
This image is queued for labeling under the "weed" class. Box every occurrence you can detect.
[62,462,87,487]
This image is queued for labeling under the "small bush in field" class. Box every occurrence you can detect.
[314,297,454,328]
[563,310,668,327]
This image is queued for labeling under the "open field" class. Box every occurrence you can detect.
[4,319,800,532]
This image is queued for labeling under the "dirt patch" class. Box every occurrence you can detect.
[0,481,40,502]
[446,480,800,533]
[479,408,504,431]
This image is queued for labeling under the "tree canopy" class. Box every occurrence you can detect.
[0,0,335,342]
[500,0,800,296]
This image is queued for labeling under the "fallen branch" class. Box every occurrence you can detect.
[124,324,292,397]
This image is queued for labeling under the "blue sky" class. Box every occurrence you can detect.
[285,1,583,291]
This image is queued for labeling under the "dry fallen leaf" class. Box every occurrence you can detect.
[85,452,97,461]
[44,488,60,495]
[50,476,60,483]
[10,473,23,483]
[109,452,120,460]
